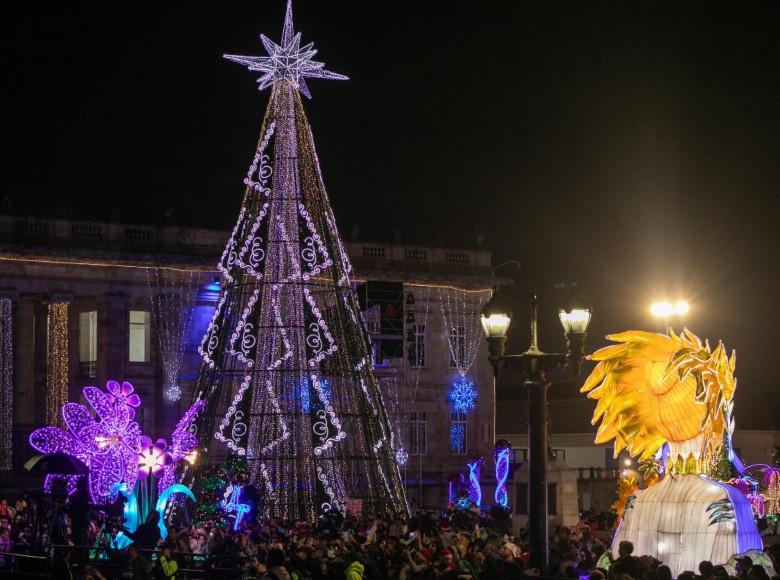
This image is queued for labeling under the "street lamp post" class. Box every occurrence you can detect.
[481,290,591,574]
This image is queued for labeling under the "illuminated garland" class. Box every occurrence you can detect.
[146,269,197,403]
[0,298,13,469]
[46,302,69,427]
[764,468,780,516]
[438,287,490,379]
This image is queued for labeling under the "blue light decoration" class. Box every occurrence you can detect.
[448,472,465,507]
[466,456,484,507]
[294,378,311,413]
[111,481,196,547]
[222,484,250,530]
[156,484,196,539]
[450,423,466,454]
[319,379,332,400]
[448,377,477,413]
[494,440,512,508]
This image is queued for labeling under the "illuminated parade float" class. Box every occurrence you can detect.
[582,329,763,574]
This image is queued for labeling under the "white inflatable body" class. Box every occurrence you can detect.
[612,474,763,575]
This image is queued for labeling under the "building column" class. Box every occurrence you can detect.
[45,293,72,428]
[0,290,17,469]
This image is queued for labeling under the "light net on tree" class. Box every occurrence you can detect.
[192,81,408,521]
[146,268,198,403]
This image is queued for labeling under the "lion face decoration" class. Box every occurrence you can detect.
[581,328,736,473]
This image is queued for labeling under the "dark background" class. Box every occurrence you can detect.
[3,2,779,423]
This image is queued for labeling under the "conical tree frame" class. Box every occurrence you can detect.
[192,80,409,521]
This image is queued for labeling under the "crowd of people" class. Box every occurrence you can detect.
[0,491,778,580]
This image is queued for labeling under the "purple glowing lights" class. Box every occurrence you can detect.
[137,437,172,479]
[30,380,204,503]
[223,0,347,99]
[30,381,142,502]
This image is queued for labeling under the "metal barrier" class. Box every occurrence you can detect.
[0,546,254,579]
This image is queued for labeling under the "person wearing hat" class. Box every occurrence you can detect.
[435,547,459,578]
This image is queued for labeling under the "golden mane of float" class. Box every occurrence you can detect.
[581,328,736,473]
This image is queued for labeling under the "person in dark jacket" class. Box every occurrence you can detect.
[610,541,647,579]
[124,511,161,550]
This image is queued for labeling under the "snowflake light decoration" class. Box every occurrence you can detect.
[448,377,477,413]
[395,448,409,466]
[223,0,347,99]
[30,380,142,502]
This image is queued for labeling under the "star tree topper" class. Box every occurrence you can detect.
[224,0,348,98]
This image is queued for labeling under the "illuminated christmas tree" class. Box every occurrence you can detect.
[191,0,408,521]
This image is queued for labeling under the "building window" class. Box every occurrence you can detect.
[450,412,467,455]
[408,324,426,368]
[449,325,466,368]
[409,412,427,455]
[78,311,97,377]
[129,310,150,363]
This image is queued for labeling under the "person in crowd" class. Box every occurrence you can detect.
[264,547,292,580]
[610,541,647,580]
[158,542,179,580]
[124,511,162,551]
[124,544,152,580]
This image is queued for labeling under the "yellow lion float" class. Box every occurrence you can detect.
[582,329,762,575]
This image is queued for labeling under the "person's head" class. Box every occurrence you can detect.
[499,542,520,561]
[678,571,696,580]
[268,547,285,568]
[657,565,673,580]
[249,554,266,572]
[736,557,754,576]
[146,511,160,524]
[700,561,715,578]
[617,541,634,558]
[748,565,769,580]
[440,547,454,565]
[712,565,729,580]
[127,545,138,560]
[589,570,606,580]
[161,543,173,558]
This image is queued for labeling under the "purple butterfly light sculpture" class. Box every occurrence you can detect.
[30,381,142,502]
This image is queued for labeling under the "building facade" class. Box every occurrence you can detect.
[0,214,502,508]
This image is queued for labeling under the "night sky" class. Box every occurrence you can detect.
[4,2,779,421]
